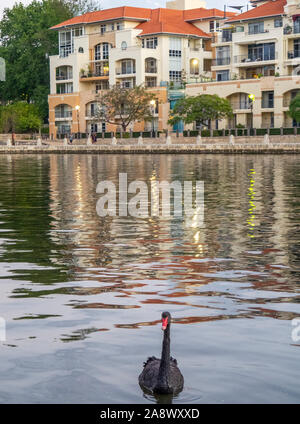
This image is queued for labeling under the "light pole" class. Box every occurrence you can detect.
[248,93,255,131]
[75,104,80,140]
[150,99,156,136]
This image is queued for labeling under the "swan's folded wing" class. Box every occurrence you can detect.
[143,356,158,367]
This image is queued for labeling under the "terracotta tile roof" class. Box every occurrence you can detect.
[226,0,286,23]
[50,6,152,29]
[50,5,236,34]
[184,7,237,21]
[136,8,211,38]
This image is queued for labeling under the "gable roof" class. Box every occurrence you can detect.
[226,0,286,23]
[135,8,211,38]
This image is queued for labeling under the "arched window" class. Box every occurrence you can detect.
[145,58,157,73]
[55,104,72,119]
[121,41,127,50]
[95,43,109,60]
[56,66,73,80]
[78,47,84,53]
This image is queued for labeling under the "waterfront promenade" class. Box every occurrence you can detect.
[1,134,300,154]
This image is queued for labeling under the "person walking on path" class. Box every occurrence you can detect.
[69,133,73,144]
[12,132,15,146]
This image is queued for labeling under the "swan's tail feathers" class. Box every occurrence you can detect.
[170,356,178,365]
[143,356,158,367]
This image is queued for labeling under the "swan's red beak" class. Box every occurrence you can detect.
[162,317,168,330]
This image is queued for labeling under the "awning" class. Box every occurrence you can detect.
[292,14,300,21]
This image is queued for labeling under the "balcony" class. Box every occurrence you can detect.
[212,57,231,66]
[230,101,252,111]
[287,50,300,59]
[234,52,277,65]
[145,67,157,74]
[284,25,300,35]
[56,73,73,81]
[55,111,72,119]
[261,99,274,109]
[80,70,109,82]
[116,68,136,75]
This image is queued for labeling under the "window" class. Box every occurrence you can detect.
[145,58,157,73]
[248,43,275,61]
[116,22,124,30]
[121,41,127,50]
[72,27,83,37]
[142,37,158,49]
[78,47,84,53]
[248,21,264,34]
[59,30,73,57]
[236,26,244,32]
[111,23,115,31]
[294,39,300,57]
[262,91,274,108]
[145,77,157,87]
[56,66,73,80]
[169,37,181,57]
[169,71,181,81]
[121,79,134,88]
[216,70,229,81]
[209,21,219,32]
[56,83,73,94]
[102,43,109,59]
[95,44,101,61]
[169,49,181,57]
[118,60,135,75]
[95,81,109,93]
[274,18,282,28]
[95,43,109,61]
[216,46,230,65]
[100,24,106,34]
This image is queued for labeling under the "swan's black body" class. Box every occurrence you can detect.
[139,312,184,395]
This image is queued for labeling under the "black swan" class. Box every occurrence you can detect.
[139,311,184,395]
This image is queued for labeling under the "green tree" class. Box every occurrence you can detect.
[0,102,42,133]
[289,93,300,123]
[95,85,157,131]
[0,0,97,122]
[168,94,233,127]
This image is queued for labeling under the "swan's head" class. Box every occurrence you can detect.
[161,311,171,330]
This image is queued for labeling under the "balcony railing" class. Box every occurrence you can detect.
[261,99,274,108]
[145,67,157,73]
[56,73,73,81]
[234,53,277,64]
[287,50,300,59]
[245,29,270,36]
[80,70,109,78]
[116,68,136,75]
[284,25,300,35]
[212,57,231,66]
[55,111,73,119]
[230,101,252,110]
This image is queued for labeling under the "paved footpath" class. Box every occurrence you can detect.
[1,140,300,154]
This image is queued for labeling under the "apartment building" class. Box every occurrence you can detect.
[48,0,236,137]
[48,0,300,137]
[187,0,300,129]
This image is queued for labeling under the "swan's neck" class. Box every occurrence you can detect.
[156,325,171,391]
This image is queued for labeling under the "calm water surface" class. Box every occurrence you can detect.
[0,154,299,404]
